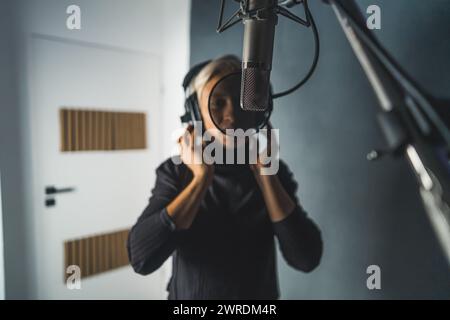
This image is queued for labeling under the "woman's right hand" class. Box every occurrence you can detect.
[178,125,214,181]
[167,126,214,230]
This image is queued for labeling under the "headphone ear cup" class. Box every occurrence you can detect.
[189,94,202,123]
[181,94,202,125]
[180,97,193,124]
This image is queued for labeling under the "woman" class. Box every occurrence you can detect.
[127,55,323,300]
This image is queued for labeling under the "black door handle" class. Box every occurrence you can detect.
[45,186,76,195]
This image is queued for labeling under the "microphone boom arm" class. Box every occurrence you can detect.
[214,0,450,264]
[326,0,450,264]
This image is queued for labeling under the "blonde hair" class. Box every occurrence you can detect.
[190,55,241,98]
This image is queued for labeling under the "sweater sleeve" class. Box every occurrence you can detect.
[127,158,183,275]
[272,162,323,273]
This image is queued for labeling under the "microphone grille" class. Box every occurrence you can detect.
[241,67,271,112]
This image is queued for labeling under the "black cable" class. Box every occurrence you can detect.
[272,0,320,99]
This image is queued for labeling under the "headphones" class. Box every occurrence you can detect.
[180,59,273,133]
[180,60,212,127]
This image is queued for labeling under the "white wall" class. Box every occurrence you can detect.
[159,1,192,284]
[2,0,190,299]
[161,1,192,158]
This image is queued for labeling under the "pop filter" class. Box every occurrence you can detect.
[208,71,272,135]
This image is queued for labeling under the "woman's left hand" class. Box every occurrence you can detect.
[249,122,279,177]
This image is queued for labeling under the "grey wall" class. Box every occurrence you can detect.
[190,0,450,299]
[0,171,4,299]
[0,0,30,298]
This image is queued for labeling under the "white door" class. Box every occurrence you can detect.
[27,34,167,299]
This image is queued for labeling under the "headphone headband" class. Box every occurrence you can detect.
[182,60,212,92]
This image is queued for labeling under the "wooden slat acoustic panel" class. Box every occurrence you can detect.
[59,109,147,151]
[64,229,130,281]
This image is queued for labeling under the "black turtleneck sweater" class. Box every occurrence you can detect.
[127,157,323,300]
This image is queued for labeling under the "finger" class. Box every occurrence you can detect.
[179,124,193,140]
[189,128,196,151]
[180,133,193,164]
[267,122,279,155]
[179,134,187,154]
[180,135,191,158]
[182,132,189,148]
[181,126,192,147]
[257,128,269,155]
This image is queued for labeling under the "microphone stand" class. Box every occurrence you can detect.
[324,0,450,264]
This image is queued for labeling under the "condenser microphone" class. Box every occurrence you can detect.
[241,0,278,112]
